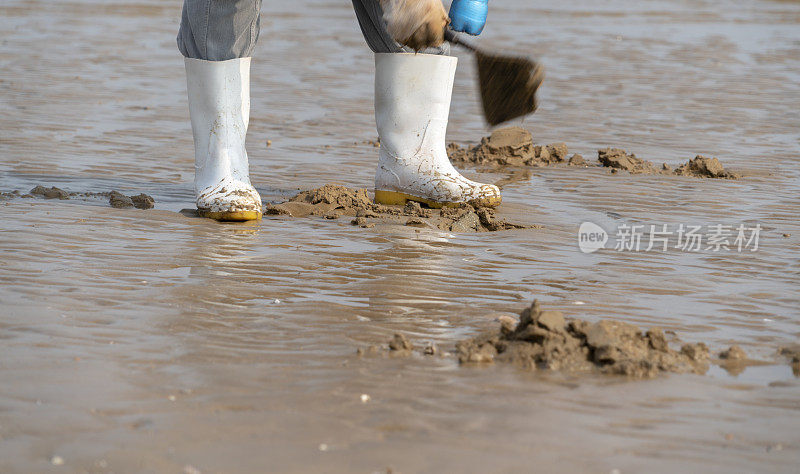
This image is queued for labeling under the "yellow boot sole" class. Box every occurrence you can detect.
[198,209,263,222]
[374,189,502,209]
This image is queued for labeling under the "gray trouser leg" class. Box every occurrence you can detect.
[351,0,403,53]
[177,0,262,61]
[177,0,447,60]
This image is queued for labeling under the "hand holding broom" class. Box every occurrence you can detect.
[379,1,544,126]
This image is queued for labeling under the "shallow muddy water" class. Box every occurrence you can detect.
[1,0,799,472]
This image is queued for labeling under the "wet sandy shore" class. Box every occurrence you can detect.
[2,0,800,472]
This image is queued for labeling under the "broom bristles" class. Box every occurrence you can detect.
[476,51,544,126]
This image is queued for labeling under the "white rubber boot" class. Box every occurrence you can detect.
[373,53,501,208]
[185,57,262,221]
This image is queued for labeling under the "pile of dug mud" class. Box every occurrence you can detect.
[598,148,739,178]
[265,184,534,233]
[0,186,155,209]
[454,299,711,377]
[448,127,569,167]
[359,308,798,379]
[360,300,795,379]
[447,127,739,179]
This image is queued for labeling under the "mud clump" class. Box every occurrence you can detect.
[105,190,154,209]
[403,201,432,218]
[30,185,69,200]
[109,191,154,209]
[597,149,739,179]
[264,184,534,233]
[109,191,134,208]
[265,185,373,218]
[445,207,481,232]
[443,205,530,232]
[291,185,374,210]
[8,186,155,209]
[674,155,739,179]
[130,193,155,209]
[598,148,659,174]
[719,345,747,360]
[389,333,414,352]
[448,127,568,167]
[445,127,739,179]
[455,299,710,378]
[568,154,587,167]
[716,345,760,376]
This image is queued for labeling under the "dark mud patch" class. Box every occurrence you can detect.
[30,185,70,200]
[2,186,156,209]
[446,126,739,179]
[779,344,800,376]
[109,191,135,208]
[108,190,155,209]
[264,184,535,233]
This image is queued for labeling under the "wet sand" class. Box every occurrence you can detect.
[1,0,800,472]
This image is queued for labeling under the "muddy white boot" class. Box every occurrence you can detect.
[185,57,262,221]
[373,53,501,208]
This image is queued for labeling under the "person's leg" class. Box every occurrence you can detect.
[178,0,263,221]
[352,0,500,207]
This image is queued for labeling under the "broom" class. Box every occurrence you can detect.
[445,29,544,126]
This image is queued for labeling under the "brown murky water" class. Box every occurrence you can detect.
[2,0,799,472]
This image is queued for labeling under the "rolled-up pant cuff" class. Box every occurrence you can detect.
[177,0,262,61]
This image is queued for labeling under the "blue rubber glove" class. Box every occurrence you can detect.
[448,0,489,36]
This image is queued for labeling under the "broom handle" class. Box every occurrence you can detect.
[444,29,478,53]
